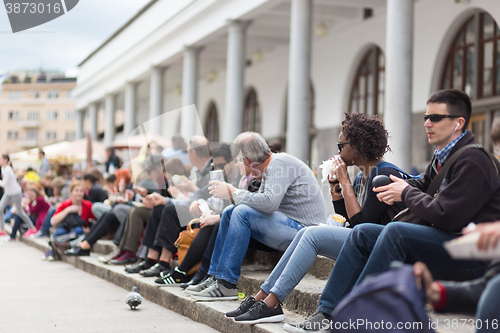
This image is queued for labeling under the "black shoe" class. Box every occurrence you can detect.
[155,267,191,286]
[124,260,151,274]
[234,300,285,324]
[180,271,205,289]
[64,246,90,256]
[139,263,163,277]
[225,296,256,318]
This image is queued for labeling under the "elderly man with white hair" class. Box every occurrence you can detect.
[188,132,326,301]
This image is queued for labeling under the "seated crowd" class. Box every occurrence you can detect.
[1,89,499,333]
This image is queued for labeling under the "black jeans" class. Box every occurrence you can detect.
[141,205,165,252]
[85,212,120,245]
[154,204,192,254]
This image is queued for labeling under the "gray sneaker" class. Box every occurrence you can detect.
[283,311,331,333]
[184,275,215,294]
[190,280,239,301]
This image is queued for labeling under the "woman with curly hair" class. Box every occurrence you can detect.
[226,112,408,325]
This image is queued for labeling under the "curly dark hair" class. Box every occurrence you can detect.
[341,112,391,162]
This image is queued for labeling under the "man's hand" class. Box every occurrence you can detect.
[133,185,147,197]
[167,185,181,198]
[147,192,167,206]
[467,221,500,251]
[373,175,409,205]
[141,196,154,209]
[209,181,236,201]
[413,262,442,304]
[200,211,220,228]
[189,201,201,215]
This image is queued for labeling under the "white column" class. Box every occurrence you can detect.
[88,102,98,141]
[181,47,201,140]
[286,0,312,162]
[104,94,116,146]
[75,110,85,140]
[222,20,250,142]
[149,68,164,135]
[384,0,414,172]
[124,82,137,137]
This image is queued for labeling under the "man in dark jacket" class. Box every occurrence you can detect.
[105,147,121,173]
[286,89,500,332]
[82,173,108,203]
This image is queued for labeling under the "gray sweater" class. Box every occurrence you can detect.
[233,153,326,226]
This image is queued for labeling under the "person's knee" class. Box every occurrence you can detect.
[230,204,256,228]
[350,223,383,247]
[378,222,407,242]
[232,204,254,218]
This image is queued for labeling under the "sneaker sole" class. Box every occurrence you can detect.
[155,282,184,287]
[283,323,316,333]
[191,294,239,301]
[184,288,204,294]
[234,314,285,325]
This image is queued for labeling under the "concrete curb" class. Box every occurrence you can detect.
[16,231,475,333]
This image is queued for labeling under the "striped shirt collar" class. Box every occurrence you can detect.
[434,130,467,165]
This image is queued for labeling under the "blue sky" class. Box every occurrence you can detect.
[0,0,151,75]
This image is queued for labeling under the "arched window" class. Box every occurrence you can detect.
[243,88,261,133]
[349,46,385,116]
[440,12,500,149]
[204,101,219,143]
[441,13,500,99]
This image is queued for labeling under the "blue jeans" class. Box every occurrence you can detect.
[261,225,351,302]
[317,222,487,315]
[477,273,500,333]
[40,207,56,236]
[53,226,84,237]
[208,204,303,285]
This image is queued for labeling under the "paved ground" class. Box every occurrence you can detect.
[0,238,220,333]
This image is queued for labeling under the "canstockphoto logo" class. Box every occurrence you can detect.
[3,0,79,33]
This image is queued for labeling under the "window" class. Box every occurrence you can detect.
[26,130,38,140]
[46,131,57,141]
[64,131,75,141]
[27,90,40,99]
[47,90,59,99]
[8,111,20,120]
[7,131,19,140]
[65,110,76,120]
[66,90,72,98]
[243,88,261,133]
[441,12,500,98]
[27,111,39,121]
[46,110,58,121]
[440,12,500,150]
[8,91,21,100]
[204,101,219,143]
[349,46,385,116]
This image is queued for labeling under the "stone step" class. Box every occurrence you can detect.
[13,229,474,333]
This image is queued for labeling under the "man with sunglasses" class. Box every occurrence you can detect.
[288,89,500,332]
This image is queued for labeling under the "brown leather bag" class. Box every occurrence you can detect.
[174,218,201,275]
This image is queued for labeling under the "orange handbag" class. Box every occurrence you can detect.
[174,218,201,275]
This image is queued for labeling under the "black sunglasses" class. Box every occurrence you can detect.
[337,142,350,151]
[424,114,460,122]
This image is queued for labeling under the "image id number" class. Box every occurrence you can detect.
[5,2,61,14]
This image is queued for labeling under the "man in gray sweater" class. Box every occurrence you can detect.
[190,132,327,301]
